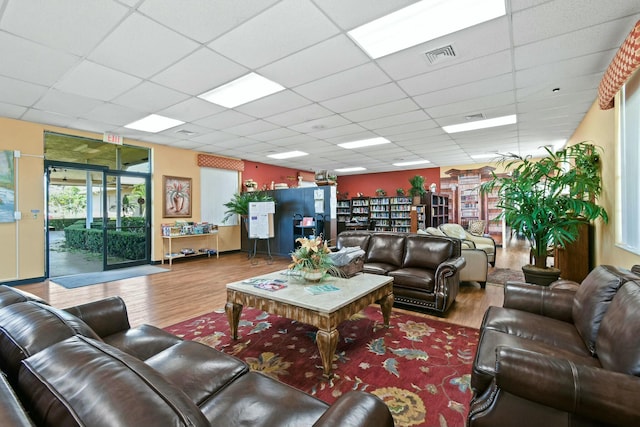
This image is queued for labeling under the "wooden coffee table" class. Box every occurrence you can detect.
[225,271,394,377]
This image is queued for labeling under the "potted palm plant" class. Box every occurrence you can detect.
[408,175,426,205]
[222,191,275,225]
[480,142,608,285]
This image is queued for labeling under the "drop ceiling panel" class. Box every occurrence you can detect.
[0,32,80,86]
[320,83,407,114]
[224,120,279,137]
[0,0,129,56]
[112,81,190,113]
[53,61,142,101]
[315,0,415,31]
[421,92,515,120]
[249,127,300,142]
[512,0,640,46]
[208,0,339,69]
[289,114,351,134]
[138,0,279,43]
[358,110,431,131]
[81,103,146,126]
[415,74,514,110]
[235,90,312,118]
[342,98,421,122]
[294,63,391,102]
[158,98,225,123]
[258,35,370,87]
[308,123,367,140]
[88,13,199,78]
[0,75,47,107]
[193,110,255,130]
[34,90,103,117]
[151,48,249,96]
[22,109,76,128]
[265,104,334,127]
[0,102,27,119]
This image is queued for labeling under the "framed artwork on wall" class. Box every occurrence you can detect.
[163,175,191,218]
[0,150,15,223]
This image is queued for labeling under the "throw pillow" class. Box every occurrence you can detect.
[468,220,486,236]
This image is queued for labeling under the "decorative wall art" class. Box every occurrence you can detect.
[0,151,15,223]
[163,175,191,218]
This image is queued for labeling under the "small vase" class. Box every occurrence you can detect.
[301,269,324,283]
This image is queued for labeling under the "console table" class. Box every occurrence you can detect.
[161,231,219,267]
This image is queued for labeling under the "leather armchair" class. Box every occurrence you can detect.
[439,223,496,266]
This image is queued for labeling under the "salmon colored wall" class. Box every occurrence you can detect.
[336,168,441,198]
[567,98,640,268]
[241,160,303,190]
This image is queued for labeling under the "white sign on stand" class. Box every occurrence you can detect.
[248,201,275,239]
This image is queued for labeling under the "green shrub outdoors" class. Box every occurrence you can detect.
[63,217,147,260]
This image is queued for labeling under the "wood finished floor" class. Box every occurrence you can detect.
[17,236,530,330]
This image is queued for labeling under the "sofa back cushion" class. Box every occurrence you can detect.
[18,336,209,427]
[403,235,455,270]
[596,281,640,375]
[366,234,405,267]
[0,302,100,383]
[572,265,638,355]
[0,285,47,309]
[336,231,371,252]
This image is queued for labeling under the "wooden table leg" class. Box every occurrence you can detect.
[225,302,243,340]
[316,328,339,378]
[378,292,394,326]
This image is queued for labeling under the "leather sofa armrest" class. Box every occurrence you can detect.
[64,296,131,338]
[437,256,467,277]
[490,346,640,427]
[312,391,394,427]
[503,282,575,322]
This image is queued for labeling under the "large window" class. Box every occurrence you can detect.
[618,70,640,255]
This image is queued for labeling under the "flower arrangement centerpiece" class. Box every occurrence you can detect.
[289,236,337,282]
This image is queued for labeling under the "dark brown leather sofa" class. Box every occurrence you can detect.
[0,285,393,427]
[468,265,640,427]
[335,230,465,314]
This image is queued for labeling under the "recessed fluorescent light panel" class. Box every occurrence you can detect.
[470,153,500,159]
[124,114,184,133]
[348,0,506,59]
[338,137,390,149]
[443,114,517,134]
[267,151,308,160]
[335,167,366,172]
[393,159,431,167]
[198,73,285,108]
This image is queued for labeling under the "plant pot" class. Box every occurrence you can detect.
[522,264,561,286]
[301,269,325,283]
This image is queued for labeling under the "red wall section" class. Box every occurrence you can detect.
[336,168,441,198]
[242,160,306,190]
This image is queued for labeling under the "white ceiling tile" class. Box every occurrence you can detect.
[0,76,47,107]
[190,131,237,144]
[81,103,146,126]
[235,90,312,118]
[224,120,278,137]
[151,48,248,96]
[68,118,117,134]
[0,102,27,119]
[421,92,515,120]
[88,12,199,78]
[288,114,351,134]
[34,90,104,117]
[112,81,190,113]
[53,61,142,101]
[259,35,370,87]
[359,110,430,130]
[157,97,226,123]
[22,109,76,128]
[314,0,416,30]
[208,0,339,68]
[342,98,421,122]
[266,104,334,127]
[0,32,80,86]
[294,63,391,102]
[0,0,129,55]
[416,73,515,109]
[249,127,300,142]
[193,110,255,130]
[320,83,407,113]
[138,0,278,43]
[308,123,366,140]
[169,140,208,151]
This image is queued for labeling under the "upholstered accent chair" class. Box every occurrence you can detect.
[439,223,496,266]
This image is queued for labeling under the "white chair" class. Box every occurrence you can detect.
[438,223,496,266]
[419,228,488,287]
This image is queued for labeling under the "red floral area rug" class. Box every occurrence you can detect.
[165,306,479,427]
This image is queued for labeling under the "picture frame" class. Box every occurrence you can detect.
[163,175,192,218]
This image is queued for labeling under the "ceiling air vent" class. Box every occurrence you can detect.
[176,129,197,136]
[423,45,456,65]
[465,113,485,121]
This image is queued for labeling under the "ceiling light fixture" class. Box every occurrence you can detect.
[335,167,366,172]
[392,159,431,166]
[348,0,506,59]
[470,153,500,159]
[124,114,184,133]
[443,114,517,134]
[267,150,308,160]
[198,72,285,108]
[338,137,390,149]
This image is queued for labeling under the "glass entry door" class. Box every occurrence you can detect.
[104,172,150,269]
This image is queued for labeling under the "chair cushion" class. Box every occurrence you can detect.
[402,235,453,270]
[572,265,638,355]
[467,220,486,236]
[365,234,405,267]
[425,227,446,237]
[596,281,640,375]
[18,336,209,427]
[439,224,467,240]
[336,231,371,251]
